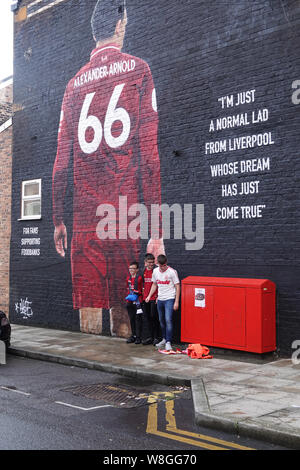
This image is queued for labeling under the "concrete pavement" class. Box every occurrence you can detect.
[5,324,300,449]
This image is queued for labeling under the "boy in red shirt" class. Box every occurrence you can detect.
[142,253,161,345]
[126,262,143,344]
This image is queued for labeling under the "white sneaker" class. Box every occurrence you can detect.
[156,339,166,349]
[165,342,172,351]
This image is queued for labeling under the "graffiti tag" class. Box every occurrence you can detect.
[15,298,33,319]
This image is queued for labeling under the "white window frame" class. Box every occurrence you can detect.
[21,179,42,220]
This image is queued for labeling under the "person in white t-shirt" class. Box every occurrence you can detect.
[145,254,180,351]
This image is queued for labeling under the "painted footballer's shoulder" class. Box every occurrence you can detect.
[122,52,151,72]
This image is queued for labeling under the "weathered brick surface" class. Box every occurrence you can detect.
[0,81,13,317]
[10,0,300,355]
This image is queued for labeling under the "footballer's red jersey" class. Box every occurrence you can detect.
[53,44,161,234]
[143,268,157,301]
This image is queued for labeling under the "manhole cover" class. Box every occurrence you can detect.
[62,383,152,408]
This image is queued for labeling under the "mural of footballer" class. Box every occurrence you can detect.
[52,0,164,337]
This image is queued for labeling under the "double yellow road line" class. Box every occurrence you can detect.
[146,392,254,451]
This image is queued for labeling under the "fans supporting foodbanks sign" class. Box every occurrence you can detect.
[10,0,300,355]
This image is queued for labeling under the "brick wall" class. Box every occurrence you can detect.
[10,0,300,355]
[0,80,13,317]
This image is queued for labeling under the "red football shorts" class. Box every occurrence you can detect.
[71,232,140,309]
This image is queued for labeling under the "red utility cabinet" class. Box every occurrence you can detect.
[181,277,276,353]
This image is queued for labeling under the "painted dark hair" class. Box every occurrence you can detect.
[91,0,125,42]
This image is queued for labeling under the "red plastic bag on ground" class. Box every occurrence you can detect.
[186,344,213,359]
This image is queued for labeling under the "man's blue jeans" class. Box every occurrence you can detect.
[157,299,175,343]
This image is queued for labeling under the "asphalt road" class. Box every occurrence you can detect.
[0,355,287,455]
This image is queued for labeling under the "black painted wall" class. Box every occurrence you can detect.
[10,0,300,354]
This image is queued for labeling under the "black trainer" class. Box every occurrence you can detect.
[126,336,136,344]
[142,338,153,345]
[135,338,141,344]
